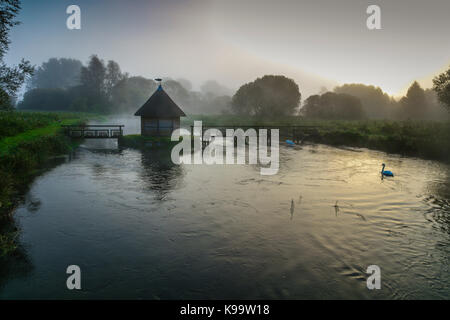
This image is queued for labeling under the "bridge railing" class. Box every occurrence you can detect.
[189,125,322,144]
[62,125,124,139]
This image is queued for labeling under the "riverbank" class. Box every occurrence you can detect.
[118,135,179,149]
[0,111,93,256]
[183,116,450,162]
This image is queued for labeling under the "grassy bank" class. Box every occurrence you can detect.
[301,121,450,161]
[119,135,179,149]
[183,115,450,162]
[0,111,93,256]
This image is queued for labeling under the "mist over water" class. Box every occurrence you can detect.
[1,117,449,299]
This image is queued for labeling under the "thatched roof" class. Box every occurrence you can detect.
[134,85,186,118]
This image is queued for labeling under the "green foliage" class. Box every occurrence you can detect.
[0,0,20,59]
[17,53,235,115]
[20,55,129,114]
[232,75,301,117]
[0,0,34,99]
[27,58,82,90]
[433,66,450,112]
[0,111,88,139]
[399,81,428,119]
[119,135,178,149]
[183,115,450,162]
[333,83,393,118]
[111,76,156,113]
[18,88,71,111]
[0,231,18,257]
[0,87,12,110]
[78,55,126,113]
[0,112,90,227]
[301,92,366,120]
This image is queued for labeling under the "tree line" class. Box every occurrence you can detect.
[17,56,233,115]
[231,74,450,121]
[10,53,450,120]
[2,0,450,119]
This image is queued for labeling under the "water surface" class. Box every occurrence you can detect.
[1,119,449,299]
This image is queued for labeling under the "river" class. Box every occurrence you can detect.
[1,117,449,299]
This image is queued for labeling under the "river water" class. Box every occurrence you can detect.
[1,117,449,299]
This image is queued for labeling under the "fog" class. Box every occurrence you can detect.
[1,0,447,119]
[5,0,450,98]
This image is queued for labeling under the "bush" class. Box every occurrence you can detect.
[0,89,12,111]
[17,88,72,111]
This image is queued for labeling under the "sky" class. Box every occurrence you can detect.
[5,0,450,98]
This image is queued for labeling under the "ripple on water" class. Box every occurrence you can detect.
[1,140,450,299]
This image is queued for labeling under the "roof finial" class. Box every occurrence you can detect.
[155,78,163,91]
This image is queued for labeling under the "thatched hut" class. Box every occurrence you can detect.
[134,82,186,136]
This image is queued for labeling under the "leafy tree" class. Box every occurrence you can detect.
[105,60,126,99]
[210,95,232,114]
[201,80,232,98]
[301,92,365,120]
[111,76,156,113]
[0,0,33,110]
[0,88,12,110]
[232,75,301,116]
[433,66,450,113]
[164,79,191,104]
[334,83,393,119]
[399,81,428,119]
[78,56,126,112]
[80,55,106,96]
[27,58,82,90]
[424,88,449,120]
[18,88,71,111]
[79,55,108,112]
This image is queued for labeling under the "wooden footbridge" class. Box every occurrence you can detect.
[62,125,124,139]
[194,125,322,145]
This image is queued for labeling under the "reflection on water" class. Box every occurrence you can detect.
[0,156,70,290]
[0,135,449,299]
[140,150,185,201]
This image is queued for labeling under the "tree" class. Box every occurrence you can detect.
[334,83,394,119]
[433,66,450,113]
[79,55,107,112]
[176,78,192,91]
[18,88,71,111]
[424,88,449,120]
[399,81,428,119]
[110,76,156,113]
[0,0,34,110]
[301,92,365,120]
[80,55,106,95]
[232,75,301,117]
[105,60,126,99]
[27,58,82,90]
[0,88,12,110]
[201,80,232,98]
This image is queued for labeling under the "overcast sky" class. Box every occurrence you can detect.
[6,0,450,97]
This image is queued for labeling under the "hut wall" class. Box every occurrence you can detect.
[141,117,179,137]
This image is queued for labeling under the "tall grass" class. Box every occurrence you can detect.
[0,111,95,140]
